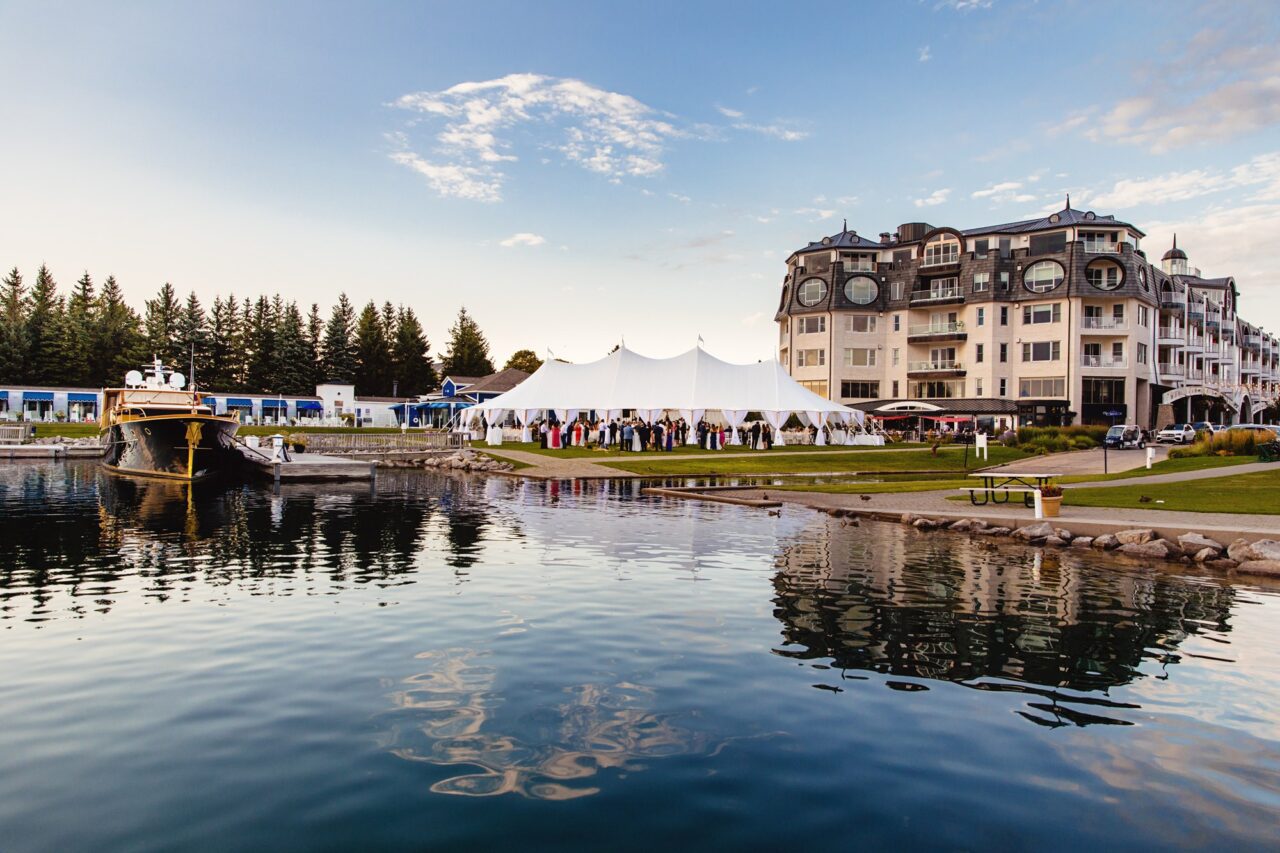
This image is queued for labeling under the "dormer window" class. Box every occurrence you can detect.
[1086,258,1124,291]
[797,278,828,306]
[922,236,960,267]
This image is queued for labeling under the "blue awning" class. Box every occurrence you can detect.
[203,397,217,406]
[67,393,98,403]
[422,401,472,409]
[261,399,285,409]
[0,390,8,400]
[23,392,53,402]
[225,398,254,407]
[296,400,323,411]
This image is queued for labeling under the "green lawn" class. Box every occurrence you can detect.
[601,445,1028,477]
[1057,454,1258,484]
[1064,469,1280,514]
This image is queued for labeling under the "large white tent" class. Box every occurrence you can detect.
[468,345,868,446]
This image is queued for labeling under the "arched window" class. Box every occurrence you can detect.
[797,278,828,306]
[922,235,960,266]
[1023,260,1065,293]
[843,276,878,305]
[1086,258,1125,291]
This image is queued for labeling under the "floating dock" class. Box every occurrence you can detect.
[238,448,376,482]
[1,444,104,460]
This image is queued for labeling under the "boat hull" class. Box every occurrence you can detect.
[101,415,240,481]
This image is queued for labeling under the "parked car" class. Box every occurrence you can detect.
[1104,424,1147,449]
[1191,421,1217,436]
[1157,423,1197,444]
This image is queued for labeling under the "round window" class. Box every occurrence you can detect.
[1086,259,1124,291]
[797,278,828,306]
[1023,260,1065,293]
[1137,266,1148,290]
[843,276,878,305]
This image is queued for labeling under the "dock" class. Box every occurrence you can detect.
[1,444,104,460]
[238,447,376,482]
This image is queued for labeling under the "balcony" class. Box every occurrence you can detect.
[1157,363,1185,378]
[919,250,960,269]
[906,321,967,343]
[1081,317,1129,333]
[1160,298,1185,312]
[1081,355,1128,369]
[1157,327,1183,345]
[909,284,964,305]
[907,360,965,377]
[1244,334,1263,349]
[1083,241,1123,253]
[1186,369,1205,381]
[840,260,875,272]
[1188,309,1205,325]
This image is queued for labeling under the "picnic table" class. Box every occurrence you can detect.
[962,472,1059,507]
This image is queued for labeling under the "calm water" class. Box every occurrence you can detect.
[2,462,1279,851]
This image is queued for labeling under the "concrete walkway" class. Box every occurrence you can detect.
[987,445,1168,476]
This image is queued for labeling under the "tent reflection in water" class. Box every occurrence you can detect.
[468,344,872,446]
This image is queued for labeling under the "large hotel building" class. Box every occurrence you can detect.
[776,202,1279,428]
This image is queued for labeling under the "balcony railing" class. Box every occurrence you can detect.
[920,251,960,268]
[1157,326,1182,339]
[1160,298,1184,311]
[1186,369,1205,381]
[840,260,875,272]
[907,360,964,372]
[1245,335,1263,348]
[1157,363,1185,376]
[1083,241,1121,253]
[907,321,965,336]
[1081,317,1128,331]
[1081,355,1128,368]
[909,285,963,303]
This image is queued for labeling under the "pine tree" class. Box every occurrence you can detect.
[322,294,357,383]
[441,306,494,377]
[275,301,313,395]
[56,272,97,386]
[0,267,28,382]
[354,301,391,395]
[26,265,64,385]
[244,295,279,393]
[392,306,438,397]
[93,275,144,385]
[503,349,543,373]
[175,292,209,388]
[305,303,324,389]
[205,295,238,391]
[143,282,182,369]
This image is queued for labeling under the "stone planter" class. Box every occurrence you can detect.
[1041,495,1062,517]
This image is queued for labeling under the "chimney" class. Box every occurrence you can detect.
[879,232,892,244]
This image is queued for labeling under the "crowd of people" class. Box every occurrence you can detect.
[507,416,779,451]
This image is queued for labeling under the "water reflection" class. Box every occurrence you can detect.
[379,648,721,800]
[771,516,1240,725]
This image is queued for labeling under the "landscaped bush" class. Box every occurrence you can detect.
[1168,429,1273,458]
[1006,425,1107,455]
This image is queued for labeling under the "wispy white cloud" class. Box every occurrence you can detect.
[732,121,809,142]
[936,0,993,9]
[499,232,546,248]
[971,180,1037,204]
[716,105,744,119]
[794,207,837,220]
[1088,152,1280,208]
[918,46,932,63]
[668,192,692,203]
[389,73,686,200]
[913,188,951,208]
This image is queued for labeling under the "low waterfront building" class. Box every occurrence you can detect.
[775,204,1279,427]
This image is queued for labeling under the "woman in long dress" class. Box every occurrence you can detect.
[631,421,643,452]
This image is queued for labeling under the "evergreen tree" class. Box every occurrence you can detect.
[244,295,279,393]
[392,306,438,397]
[354,301,392,395]
[57,272,97,386]
[93,276,144,385]
[503,349,543,373]
[175,291,209,388]
[305,303,324,389]
[322,293,357,383]
[205,295,239,391]
[143,282,182,369]
[26,265,64,385]
[0,268,28,382]
[441,307,494,377]
[275,301,313,395]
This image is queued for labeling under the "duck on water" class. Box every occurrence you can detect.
[100,359,241,481]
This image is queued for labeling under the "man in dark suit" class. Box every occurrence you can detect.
[750,421,761,449]
[608,419,618,447]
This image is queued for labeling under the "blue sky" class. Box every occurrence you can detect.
[2,0,1278,363]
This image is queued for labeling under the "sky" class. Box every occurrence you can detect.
[2,0,1278,365]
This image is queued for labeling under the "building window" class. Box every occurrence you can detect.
[999,238,1011,259]
[976,343,985,363]
[891,380,900,397]
[910,379,964,399]
[844,314,876,333]
[841,381,880,399]
[1022,303,1062,325]
[779,347,788,366]
[1029,231,1067,255]
[1019,377,1066,398]
[1000,306,1009,326]
[973,272,989,292]
[999,271,1010,290]
[840,253,874,272]
[891,280,905,301]
[797,278,828,306]
[1137,343,1148,365]
[1082,378,1124,404]
[893,314,901,332]
[1023,260,1065,293]
[999,378,1008,396]
[843,348,877,367]
[975,378,983,395]
[796,349,825,367]
[798,380,829,397]
[1022,341,1061,362]
[975,239,989,259]
[999,343,1008,363]
[922,237,960,266]
[1086,258,1124,290]
[844,276,878,305]
[798,315,826,334]
[1138,306,1149,326]
[976,307,985,327]
[892,347,900,366]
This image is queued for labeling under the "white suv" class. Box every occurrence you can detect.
[1157,424,1196,444]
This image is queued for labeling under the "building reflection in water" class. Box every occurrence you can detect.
[770,516,1239,726]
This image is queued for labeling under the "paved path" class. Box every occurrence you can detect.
[480,448,626,479]
[1063,460,1277,489]
[988,445,1168,476]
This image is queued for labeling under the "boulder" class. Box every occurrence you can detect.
[1193,547,1219,563]
[1177,532,1225,556]
[1044,536,1068,547]
[1205,558,1239,571]
[1118,539,1181,560]
[1245,540,1280,562]
[1092,534,1120,550]
[900,513,918,525]
[1013,521,1056,541]
[1235,559,1280,577]
[978,526,1012,536]
[1070,536,1095,549]
[1114,528,1157,546]
[949,519,973,531]
[1227,538,1254,562]
[913,518,938,530]
[1053,528,1074,542]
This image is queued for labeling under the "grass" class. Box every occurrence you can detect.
[600,445,1029,477]
[478,451,532,471]
[1063,469,1280,515]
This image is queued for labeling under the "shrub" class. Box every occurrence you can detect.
[1168,428,1273,458]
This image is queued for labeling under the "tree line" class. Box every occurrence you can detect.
[0,265,537,397]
